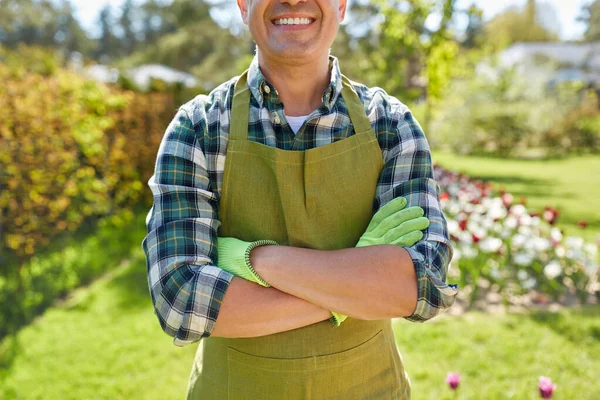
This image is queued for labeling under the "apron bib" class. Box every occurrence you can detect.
[186,72,411,400]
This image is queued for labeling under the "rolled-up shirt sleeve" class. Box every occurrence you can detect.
[374,104,458,322]
[142,107,233,346]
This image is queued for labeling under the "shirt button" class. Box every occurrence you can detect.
[273,114,280,124]
[264,85,271,94]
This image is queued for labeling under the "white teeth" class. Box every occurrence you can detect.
[275,17,311,25]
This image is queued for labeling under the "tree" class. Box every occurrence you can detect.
[119,0,250,88]
[331,0,459,132]
[0,0,92,57]
[95,4,119,61]
[483,0,559,50]
[579,0,600,42]
[119,0,137,56]
[462,3,484,49]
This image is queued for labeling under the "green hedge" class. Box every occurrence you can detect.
[0,46,180,338]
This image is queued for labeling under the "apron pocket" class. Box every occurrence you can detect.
[226,330,402,400]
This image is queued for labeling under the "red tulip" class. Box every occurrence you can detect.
[543,207,559,225]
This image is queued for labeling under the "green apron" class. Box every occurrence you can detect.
[186,72,411,399]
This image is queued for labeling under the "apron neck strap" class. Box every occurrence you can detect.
[340,75,373,135]
[231,70,251,141]
[230,71,373,141]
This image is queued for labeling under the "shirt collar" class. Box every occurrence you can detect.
[247,55,343,110]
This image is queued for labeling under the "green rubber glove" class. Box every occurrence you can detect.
[330,311,347,327]
[217,237,278,287]
[330,197,430,327]
[355,196,430,248]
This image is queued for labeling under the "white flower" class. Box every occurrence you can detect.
[514,252,534,266]
[584,262,598,275]
[518,225,533,237]
[520,214,533,227]
[505,216,518,229]
[517,269,529,280]
[473,204,486,215]
[543,261,562,279]
[447,220,460,236]
[452,248,462,262]
[468,214,482,224]
[522,277,537,289]
[584,243,598,258]
[533,238,551,252]
[550,227,562,243]
[479,237,503,253]
[565,236,584,249]
[510,204,527,217]
[530,216,541,227]
[555,246,566,258]
[448,202,462,215]
[493,222,503,233]
[500,228,513,239]
[481,217,495,230]
[512,234,528,249]
[488,206,507,221]
[459,231,473,245]
[461,245,478,259]
[489,268,502,280]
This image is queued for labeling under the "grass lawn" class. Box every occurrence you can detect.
[433,151,600,242]
[2,249,600,399]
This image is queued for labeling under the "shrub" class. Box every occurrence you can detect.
[0,46,178,337]
[428,64,596,157]
[0,48,176,264]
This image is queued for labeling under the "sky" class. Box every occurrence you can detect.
[69,0,591,41]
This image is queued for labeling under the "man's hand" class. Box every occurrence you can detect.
[356,196,429,248]
[330,197,429,325]
[217,237,278,287]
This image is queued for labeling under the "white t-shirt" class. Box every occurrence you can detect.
[285,114,309,135]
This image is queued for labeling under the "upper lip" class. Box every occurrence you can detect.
[271,15,315,21]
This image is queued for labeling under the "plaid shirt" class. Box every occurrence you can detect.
[142,56,458,346]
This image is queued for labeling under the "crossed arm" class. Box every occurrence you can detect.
[211,244,417,338]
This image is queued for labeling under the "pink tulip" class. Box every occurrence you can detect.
[446,372,460,390]
[502,193,513,208]
[539,376,556,399]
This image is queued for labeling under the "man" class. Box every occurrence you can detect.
[142,0,458,398]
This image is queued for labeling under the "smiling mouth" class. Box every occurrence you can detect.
[273,17,314,26]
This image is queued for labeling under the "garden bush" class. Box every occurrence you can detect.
[428,63,599,158]
[0,46,177,337]
[0,46,175,263]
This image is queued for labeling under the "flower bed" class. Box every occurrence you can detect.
[434,165,599,307]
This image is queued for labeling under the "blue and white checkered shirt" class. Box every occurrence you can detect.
[142,56,458,346]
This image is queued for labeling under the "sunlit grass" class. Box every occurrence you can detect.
[433,151,600,242]
[2,253,600,399]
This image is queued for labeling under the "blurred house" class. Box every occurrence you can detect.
[499,42,600,87]
[126,64,199,90]
[83,62,199,90]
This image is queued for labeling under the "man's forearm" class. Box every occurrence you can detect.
[211,277,332,338]
[251,244,418,321]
